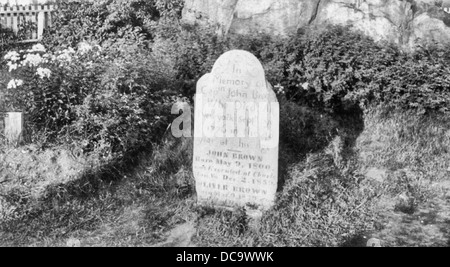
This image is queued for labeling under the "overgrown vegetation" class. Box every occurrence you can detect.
[1,0,450,247]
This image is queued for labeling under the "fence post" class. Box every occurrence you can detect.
[4,112,23,145]
[37,9,44,39]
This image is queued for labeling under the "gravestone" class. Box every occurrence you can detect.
[4,112,23,144]
[193,50,279,211]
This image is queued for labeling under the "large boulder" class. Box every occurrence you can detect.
[182,0,450,48]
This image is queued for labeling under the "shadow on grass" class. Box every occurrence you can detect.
[277,103,365,193]
[0,131,199,246]
[0,145,159,244]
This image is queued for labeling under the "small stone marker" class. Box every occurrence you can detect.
[66,238,81,247]
[4,112,23,144]
[193,50,279,211]
[367,238,382,247]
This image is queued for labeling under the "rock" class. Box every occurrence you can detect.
[66,238,81,247]
[246,209,263,231]
[395,192,417,214]
[182,0,450,49]
[365,167,387,183]
[183,0,319,36]
[153,222,197,247]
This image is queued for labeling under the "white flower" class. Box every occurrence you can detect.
[7,79,24,89]
[7,62,18,72]
[56,47,76,62]
[78,42,93,54]
[4,51,20,62]
[30,43,46,53]
[274,84,285,95]
[57,54,71,62]
[7,80,16,89]
[36,67,52,79]
[302,82,310,90]
[22,53,44,67]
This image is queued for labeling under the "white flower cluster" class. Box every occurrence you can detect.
[22,53,45,67]
[36,67,52,79]
[7,79,24,89]
[4,43,53,84]
[7,61,18,72]
[4,42,100,87]
[78,42,93,55]
[5,51,20,71]
[29,43,46,53]
[274,84,286,95]
[55,47,76,63]
[78,41,101,55]
[301,82,310,90]
[4,51,20,62]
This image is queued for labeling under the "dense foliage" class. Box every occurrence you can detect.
[0,26,18,54]
[288,27,450,114]
[1,0,187,158]
[42,0,184,50]
[150,22,450,115]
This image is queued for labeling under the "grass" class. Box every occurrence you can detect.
[1,104,450,247]
[355,106,450,247]
[0,132,197,247]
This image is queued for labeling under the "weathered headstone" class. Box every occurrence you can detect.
[193,50,279,211]
[4,112,23,144]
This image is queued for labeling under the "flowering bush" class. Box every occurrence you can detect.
[2,43,103,135]
[2,41,176,158]
[1,0,185,158]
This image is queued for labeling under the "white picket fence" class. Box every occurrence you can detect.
[0,4,57,42]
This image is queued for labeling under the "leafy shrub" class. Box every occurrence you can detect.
[69,92,170,159]
[273,25,450,115]
[151,22,230,97]
[67,44,176,158]
[153,0,184,20]
[279,25,398,112]
[0,25,19,54]
[42,1,151,49]
[156,22,450,115]
[371,45,450,114]
[42,0,184,51]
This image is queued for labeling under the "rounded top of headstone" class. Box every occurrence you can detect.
[211,50,266,82]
